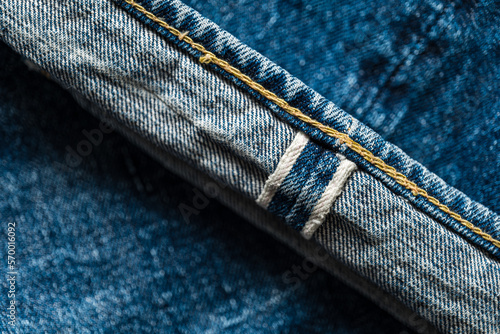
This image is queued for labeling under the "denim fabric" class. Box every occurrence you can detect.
[2,0,497,255]
[315,171,500,333]
[0,42,413,333]
[258,132,500,331]
[112,0,500,258]
[266,142,341,230]
[1,0,499,333]
[180,0,500,215]
[1,0,297,200]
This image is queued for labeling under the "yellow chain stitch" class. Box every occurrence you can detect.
[123,0,500,249]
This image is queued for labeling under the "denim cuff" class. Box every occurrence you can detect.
[1,0,498,332]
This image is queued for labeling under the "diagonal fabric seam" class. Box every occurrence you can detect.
[256,132,310,209]
[119,0,500,250]
[301,155,357,240]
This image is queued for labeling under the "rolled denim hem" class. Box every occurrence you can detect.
[113,0,500,258]
[1,0,498,332]
[95,103,438,334]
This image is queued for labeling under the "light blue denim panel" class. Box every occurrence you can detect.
[315,170,500,333]
[116,0,500,258]
[0,0,296,199]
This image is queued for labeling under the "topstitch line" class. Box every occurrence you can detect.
[121,0,500,249]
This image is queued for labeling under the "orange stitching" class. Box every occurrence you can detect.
[122,0,500,249]
[177,31,189,41]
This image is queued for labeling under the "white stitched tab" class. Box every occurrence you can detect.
[301,156,357,239]
[256,132,309,208]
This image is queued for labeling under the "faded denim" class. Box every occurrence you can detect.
[0,0,498,333]
[0,42,413,333]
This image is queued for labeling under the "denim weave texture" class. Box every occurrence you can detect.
[117,0,500,257]
[0,42,412,333]
[0,0,499,333]
[181,0,500,214]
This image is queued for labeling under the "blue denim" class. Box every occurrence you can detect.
[0,0,499,332]
[316,171,500,332]
[0,42,413,333]
[180,0,500,214]
[111,0,499,258]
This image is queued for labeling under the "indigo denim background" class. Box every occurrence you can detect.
[0,42,412,333]
[0,0,499,332]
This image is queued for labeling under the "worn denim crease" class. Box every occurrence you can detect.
[119,0,500,250]
[0,40,423,332]
[1,0,498,332]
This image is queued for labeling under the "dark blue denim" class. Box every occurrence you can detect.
[180,0,499,214]
[0,42,412,333]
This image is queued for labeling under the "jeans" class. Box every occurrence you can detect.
[0,41,414,333]
[0,0,498,332]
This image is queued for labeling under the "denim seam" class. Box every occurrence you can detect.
[256,132,309,209]
[301,156,357,240]
[120,0,500,250]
